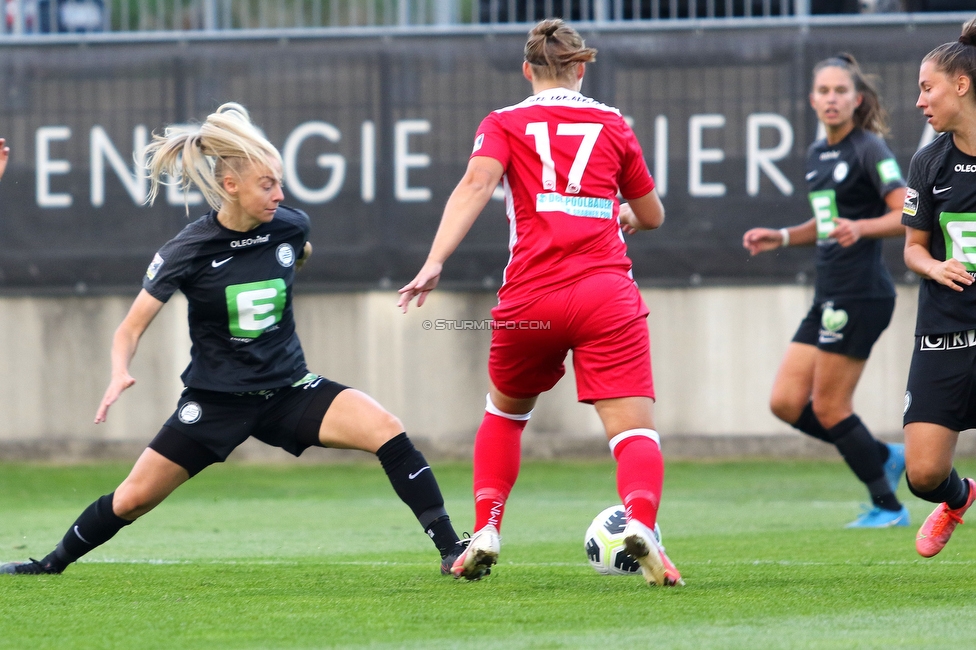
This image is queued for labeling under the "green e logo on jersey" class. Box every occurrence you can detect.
[877,158,902,184]
[809,190,838,240]
[225,279,287,338]
[939,212,976,271]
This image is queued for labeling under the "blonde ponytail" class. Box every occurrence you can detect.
[144,102,282,213]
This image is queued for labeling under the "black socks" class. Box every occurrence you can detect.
[376,433,460,557]
[825,414,901,511]
[909,468,970,510]
[792,403,892,462]
[41,492,133,573]
[792,403,832,443]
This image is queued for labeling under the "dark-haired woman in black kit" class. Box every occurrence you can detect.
[744,54,909,528]
[902,18,976,558]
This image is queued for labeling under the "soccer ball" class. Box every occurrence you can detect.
[584,505,660,576]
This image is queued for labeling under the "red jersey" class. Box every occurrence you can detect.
[471,88,655,306]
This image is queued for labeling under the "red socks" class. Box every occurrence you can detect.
[610,429,663,529]
[472,398,531,533]
[472,398,663,535]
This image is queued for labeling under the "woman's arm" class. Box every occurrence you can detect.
[904,226,974,293]
[296,241,312,270]
[397,156,504,312]
[0,138,8,182]
[618,190,665,235]
[830,187,907,247]
[94,289,166,423]
[743,218,817,256]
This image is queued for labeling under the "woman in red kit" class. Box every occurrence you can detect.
[399,18,681,586]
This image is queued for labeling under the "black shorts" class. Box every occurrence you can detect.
[904,331,976,432]
[148,373,348,476]
[792,297,894,360]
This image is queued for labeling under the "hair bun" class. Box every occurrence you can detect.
[215,102,251,123]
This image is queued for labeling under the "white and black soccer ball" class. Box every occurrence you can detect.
[584,505,661,576]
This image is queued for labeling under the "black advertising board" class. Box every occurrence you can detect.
[0,21,961,293]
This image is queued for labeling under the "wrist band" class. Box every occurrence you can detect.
[779,228,790,247]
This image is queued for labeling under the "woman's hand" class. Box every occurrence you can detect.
[0,138,9,182]
[93,290,164,423]
[829,218,861,247]
[296,241,313,270]
[742,227,785,256]
[618,203,640,235]
[94,373,137,424]
[397,260,444,312]
[926,258,974,292]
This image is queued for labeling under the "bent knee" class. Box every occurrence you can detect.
[378,411,405,439]
[810,402,850,431]
[111,486,155,520]
[769,396,803,425]
[907,465,952,493]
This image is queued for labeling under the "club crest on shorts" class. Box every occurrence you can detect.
[178,401,203,424]
[821,306,848,332]
[276,243,295,268]
[904,391,912,415]
[818,302,848,345]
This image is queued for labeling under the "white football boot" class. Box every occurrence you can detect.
[622,519,684,586]
[450,524,500,580]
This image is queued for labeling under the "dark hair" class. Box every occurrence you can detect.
[812,53,889,136]
[922,17,976,103]
[524,19,596,81]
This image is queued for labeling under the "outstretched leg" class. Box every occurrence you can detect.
[448,387,536,580]
[316,388,460,570]
[2,448,190,575]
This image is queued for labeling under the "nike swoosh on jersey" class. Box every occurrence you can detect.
[408,466,431,480]
[212,257,233,267]
[933,186,952,194]
[805,171,817,180]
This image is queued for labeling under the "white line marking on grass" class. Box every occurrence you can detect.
[77,558,976,569]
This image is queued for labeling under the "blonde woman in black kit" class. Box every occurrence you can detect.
[902,18,976,558]
[1,104,464,576]
[744,54,909,528]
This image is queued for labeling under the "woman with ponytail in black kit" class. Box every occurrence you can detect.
[902,18,976,558]
[744,54,909,528]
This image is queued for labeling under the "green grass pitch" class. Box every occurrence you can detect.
[3,458,976,648]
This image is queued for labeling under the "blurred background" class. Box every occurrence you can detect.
[1,0,974,462]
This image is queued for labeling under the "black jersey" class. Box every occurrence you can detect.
[142,206,311,392]
[806,128,904,301]
[903,132,976,335]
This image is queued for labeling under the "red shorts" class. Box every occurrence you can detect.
[488,273,654,403]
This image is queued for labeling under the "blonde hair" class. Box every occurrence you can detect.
[144,102,282,213]
[524,19,596,82]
